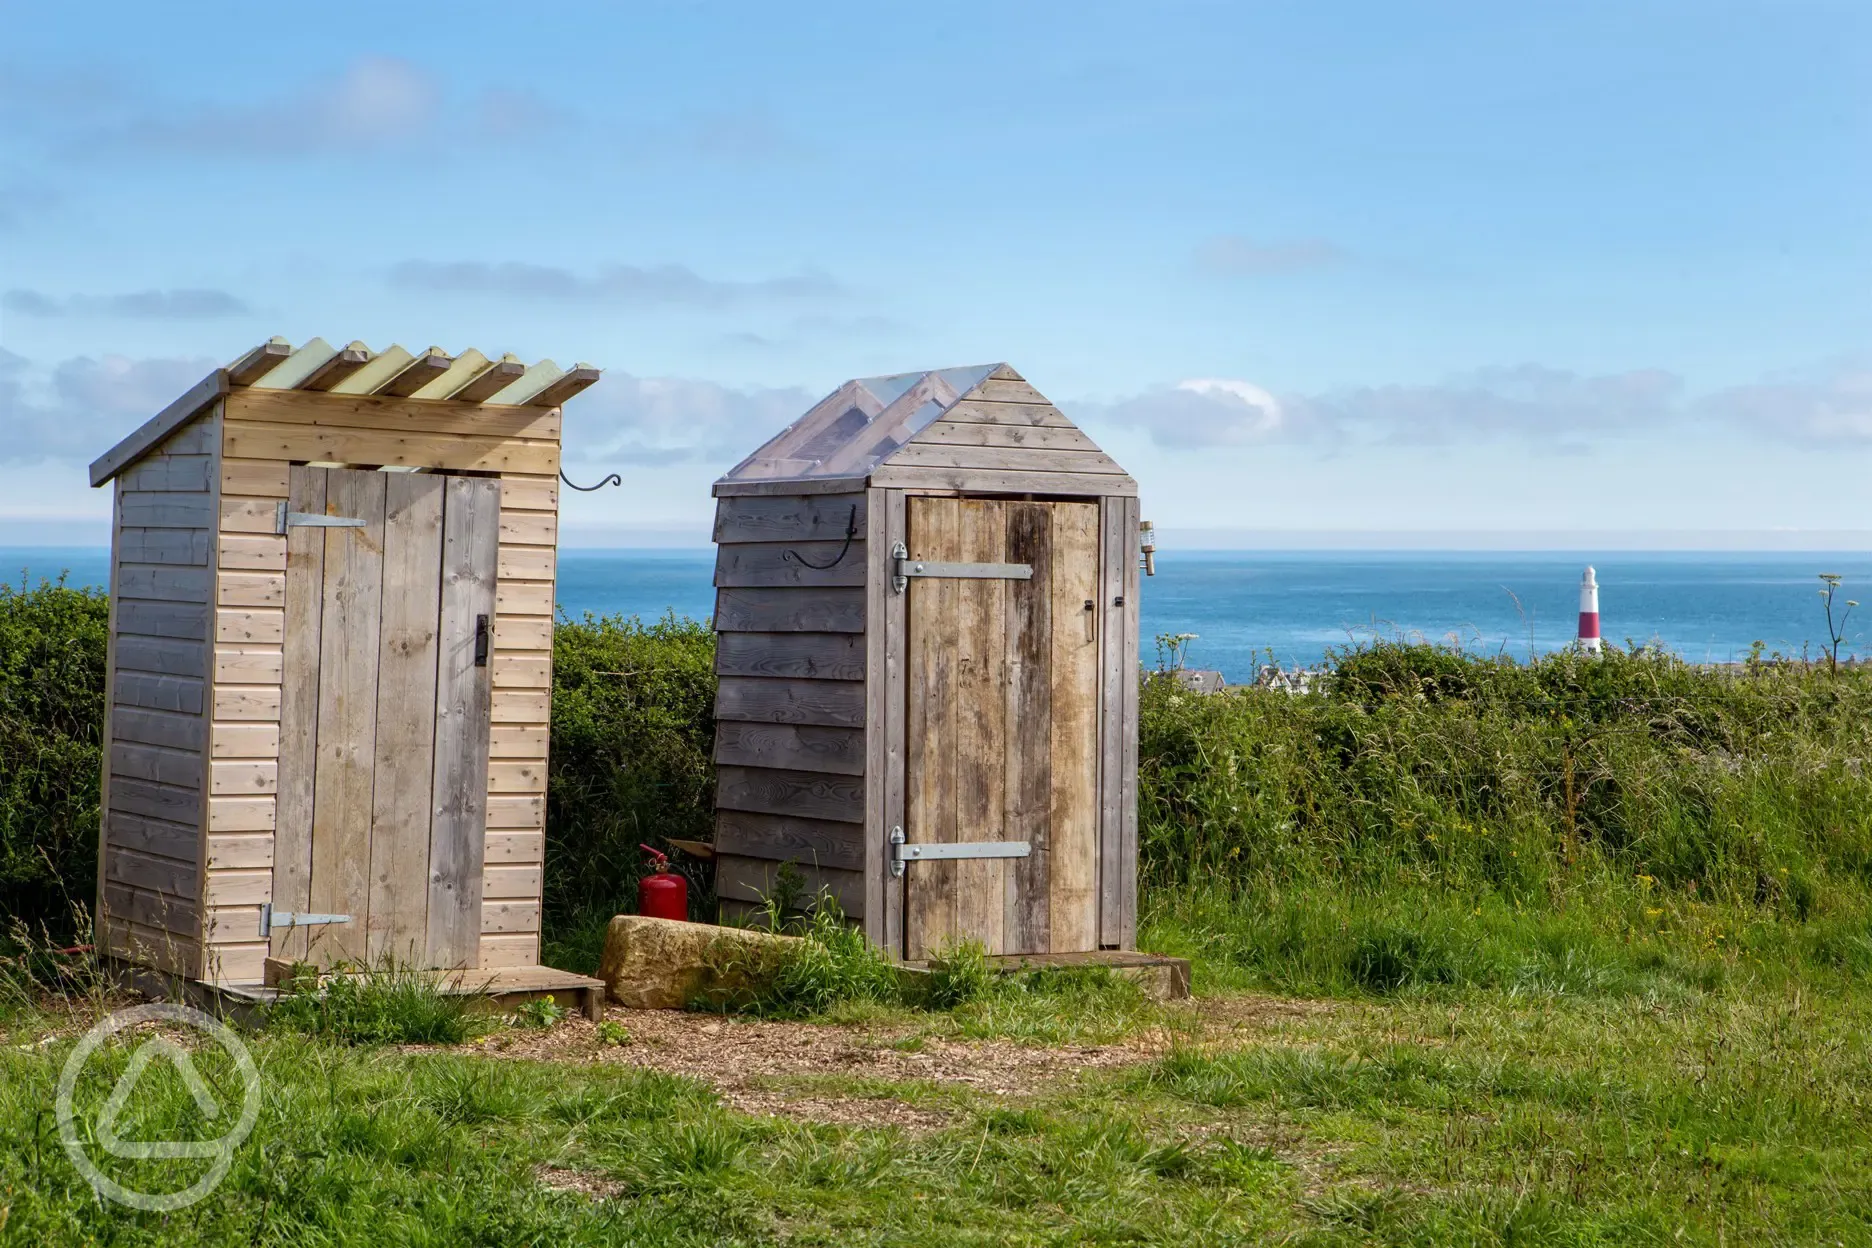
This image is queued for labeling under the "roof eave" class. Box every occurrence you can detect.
[88,369,230,488]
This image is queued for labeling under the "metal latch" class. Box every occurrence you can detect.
[275,502,366,535]
[889,825,1031,877]
[890,541,1033,595]
[474,614,491,667]
[259,904,352,938]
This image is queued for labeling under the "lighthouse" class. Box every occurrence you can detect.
[1578,566,1602,655]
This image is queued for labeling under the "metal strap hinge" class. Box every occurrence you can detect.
[259,904,352,938]
[890,541,1032,594]
[275,502,366,534]
[889,825,1030,878]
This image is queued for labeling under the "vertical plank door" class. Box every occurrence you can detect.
[273,467,497,970]
[426,475,500,968]
[307,469,388,965]
[903,497,1102,959]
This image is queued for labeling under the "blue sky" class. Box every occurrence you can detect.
[1,1,1867,546]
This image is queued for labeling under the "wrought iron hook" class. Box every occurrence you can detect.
[560,469,622,492]
[783,504,859,570]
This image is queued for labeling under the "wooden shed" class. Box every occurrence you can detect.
[88,337,598,989]
[710,364,1142,960]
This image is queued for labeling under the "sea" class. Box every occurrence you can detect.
[6,547,1866,686]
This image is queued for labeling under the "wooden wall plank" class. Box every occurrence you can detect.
[490,690,550,723]
[495,580,554,616]
[884,444,1127,476]
[227,388,562,440]
[219,497,281,533]
[208,759,276,796]
[715,675,865,727]
[115,672,205,715]
[219,534,286,572]
[862,486,889,948]
[1048,502,1102,953]
[215,608,283,644]
[1119,495,1140,948]
[714,493,867,543]
[716,765,865,824]
[107,812,200,863]
[206,833,273,870]
[869,465,1137,497]
[217,572,285,608]
[713,721,866,776]
[487,761,546,793]
[368,471,446,963]
[221,458,291,498]
[223,421,559,476]
[491,653,552,688]
[882,489,908,956]
[489,725,548,758]
[715,854,865,918]
[214,686,281,721]
[119,527,212,566]
[713,540,867,589]
[119,492,215,528]
[115,636,207,679]
[714,810,866,872]
[904,496,959,960]
[952,500,1008,954]
[714,587,864,633]
[910,420,1101,451]
[485,795,544,829]
[308,469,388,964]
[484,831,544,864]
[117,565,212,602]
[271,466,325,961]
[497,545,554,582]
[492,616,553,651]
[111,742,201,790]
[499,475,558,512]
[499,509,556,546]
[938,399,1075,429]
[1097,497,1126,948]
[1003,501,1053,955]
[208,797,275,832]
[480,901,539,935]
[428,474,499,967]
[113,707,207,753]
[214,647,283,685]
[121,454,214,493]
[103,846,196,897]
[478,933,538,967]
[483,864,541,900]
[117,600,210,641]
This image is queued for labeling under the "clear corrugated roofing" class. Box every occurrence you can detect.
[719,364,1000,483]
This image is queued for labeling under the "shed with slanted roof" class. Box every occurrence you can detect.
[709,364,1143,959]
[89,337,598,993]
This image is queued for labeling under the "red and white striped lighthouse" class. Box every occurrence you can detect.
[1578,566,1602,655]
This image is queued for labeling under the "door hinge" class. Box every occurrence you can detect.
[275,502,366,535]
[889,825,1031,877]
[259,904,352,938]
[890,541,1033,594]
[474,614,491,667]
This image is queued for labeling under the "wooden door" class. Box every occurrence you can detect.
[273,466,499,969]
[903,496,1101,959]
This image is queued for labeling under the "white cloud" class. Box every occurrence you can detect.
[0,352,217,463]
[1699,362,1872,444]
[1088,364,1685,450]
[4,288,251,319]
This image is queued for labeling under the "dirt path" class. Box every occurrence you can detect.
[463,995,1328,1130]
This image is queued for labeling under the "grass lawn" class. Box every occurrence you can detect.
[5,890,1872,1247]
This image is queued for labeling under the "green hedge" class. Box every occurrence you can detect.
[6,579,1871,951]
[0,578,109,934]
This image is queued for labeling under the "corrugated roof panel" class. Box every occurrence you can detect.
[329,344,416,395]
[250,338,338,389]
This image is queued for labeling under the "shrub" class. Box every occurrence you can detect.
[546,613,716,928]
[0,577,108,936]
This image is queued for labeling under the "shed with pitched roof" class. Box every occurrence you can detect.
[89,337,599,998]
[710,364,1143,959]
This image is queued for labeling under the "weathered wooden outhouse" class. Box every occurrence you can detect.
[89,337,598,989]
[710,364,1142,960]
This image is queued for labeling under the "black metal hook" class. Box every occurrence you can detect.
[560,469,622,492]
[783,504,859,570]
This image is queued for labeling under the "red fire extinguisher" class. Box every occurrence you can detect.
[637,844,688,921]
